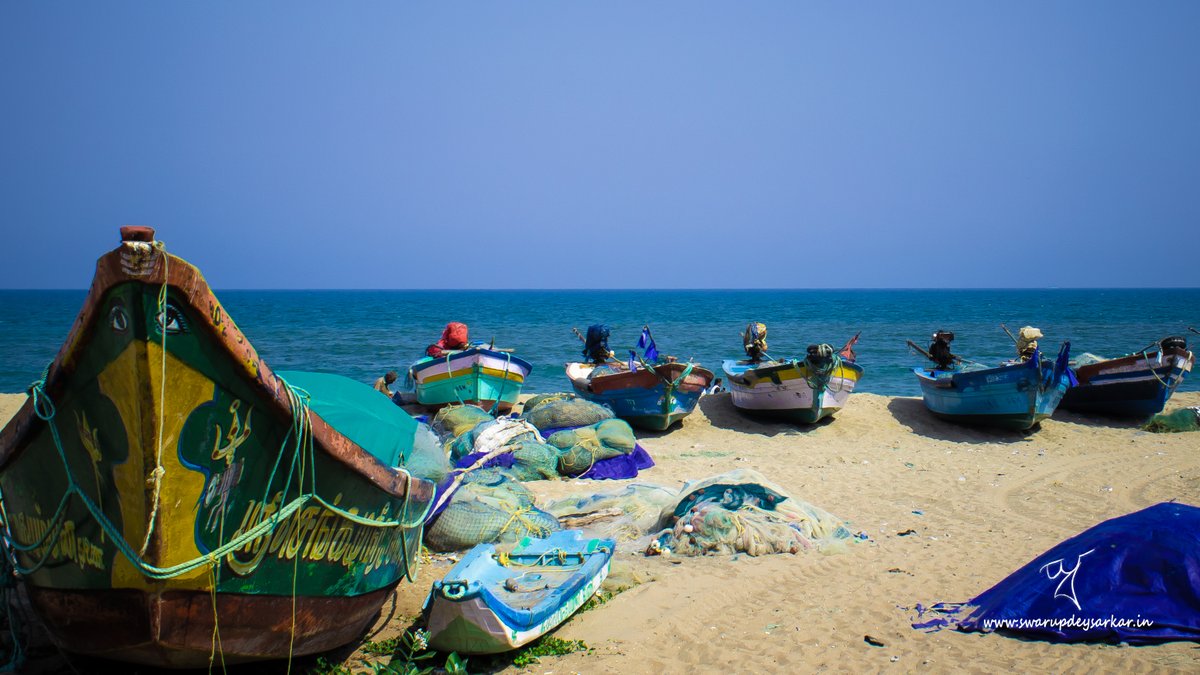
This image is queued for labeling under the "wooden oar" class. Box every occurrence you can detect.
[999,323,1018,344]
[1188,326,1199,336]
[907,339,962,365]
[906,340,935,361]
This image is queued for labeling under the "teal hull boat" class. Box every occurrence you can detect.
[914,343,1074,430]
[424,531,614,654]
[409,347,532,412]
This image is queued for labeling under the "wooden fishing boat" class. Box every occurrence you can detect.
[565,361,714,431]
[914,343,1074,430]
[409,347,532,413]
[722,347,864,424]
[0,227,436,667]
[1059,337,1194,417]
[424,530,614,654]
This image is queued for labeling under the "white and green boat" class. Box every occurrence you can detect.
[408,347,532,412]
[424,531,614,654]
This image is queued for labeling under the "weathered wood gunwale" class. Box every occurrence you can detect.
[0,227,436,667]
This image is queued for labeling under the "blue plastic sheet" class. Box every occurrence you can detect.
[914,502,1200,644]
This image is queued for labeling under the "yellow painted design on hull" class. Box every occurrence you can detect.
[100,341,214,590]
[418,366,526,385]
[743,364,861,388]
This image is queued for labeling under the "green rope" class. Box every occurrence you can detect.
[0,537,24,673]
[797,345,844,411]
[487,351,512,416]
[0,374,431,584]
[1139,350,1176,390]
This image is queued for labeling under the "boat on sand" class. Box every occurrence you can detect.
[0,227,435,667]
[424,530,614,654]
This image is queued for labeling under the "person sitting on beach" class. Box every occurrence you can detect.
[374,371,398,396]
[928,330,958,369]
[426,322,470,358]
[705,378,724,395]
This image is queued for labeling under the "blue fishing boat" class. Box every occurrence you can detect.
[913,342,1074,430]
[424,531,615,654]
[565,361,713,431]
[566,324,713,431]
[1060,336,1193,417]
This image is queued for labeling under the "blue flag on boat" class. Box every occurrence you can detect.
[637,326,658,362]
[628,350,638,372]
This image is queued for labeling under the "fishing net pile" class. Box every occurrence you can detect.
[1143,407,1200,433]
[1069,352,1108,368]
[431,404,639,480]
[405,423,452,483]
[546,484,679,542]
[421,401,652,551]
[521,395,614,432]
[432,405,493,441]
[444,417,542,463]
[424,468,560,552]
[547,419,638,475]
[544,469,854,557]
[589,365,620,379]
[650,470,853,556]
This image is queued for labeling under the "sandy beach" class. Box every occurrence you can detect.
[5,390,1198,673]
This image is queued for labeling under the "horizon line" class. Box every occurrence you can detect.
[2,286,1200,293]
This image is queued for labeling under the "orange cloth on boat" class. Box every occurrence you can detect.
[427,322,470,358]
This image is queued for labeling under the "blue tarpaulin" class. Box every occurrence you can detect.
[914,502,1200,644]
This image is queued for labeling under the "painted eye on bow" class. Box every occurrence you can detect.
[109,305,129,333]
[157,304,188,335]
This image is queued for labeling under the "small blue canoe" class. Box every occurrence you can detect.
[424,531,615,654]
[914,343,1074,430]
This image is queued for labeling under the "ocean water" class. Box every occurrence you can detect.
[1,289,1197,396]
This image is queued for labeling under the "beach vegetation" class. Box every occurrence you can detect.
[511,637,590,667]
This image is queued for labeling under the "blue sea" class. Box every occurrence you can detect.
[1,289,1197,396]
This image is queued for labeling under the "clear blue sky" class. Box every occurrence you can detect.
[2,2,1197,289]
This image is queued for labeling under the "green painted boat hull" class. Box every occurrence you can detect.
[0,231,435,667]
[416,369,523,409]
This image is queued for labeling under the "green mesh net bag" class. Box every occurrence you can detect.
[404,423,451,483]
[523,397,614,432]
[506,441,563,481]
[548,419,636,476]
[589,365,619,379]
[648,469,854,557]
[445,418,543,463]
[1143,407,1200,433]
[522,392,575,414]
[424,469,561,552]
[432,404,493,441]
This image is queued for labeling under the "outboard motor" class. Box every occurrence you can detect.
[929,330,957,369]
[1161,336,1188,353]
[743,322,769,361]
[805,343,834,371]
[583,324,611,364]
